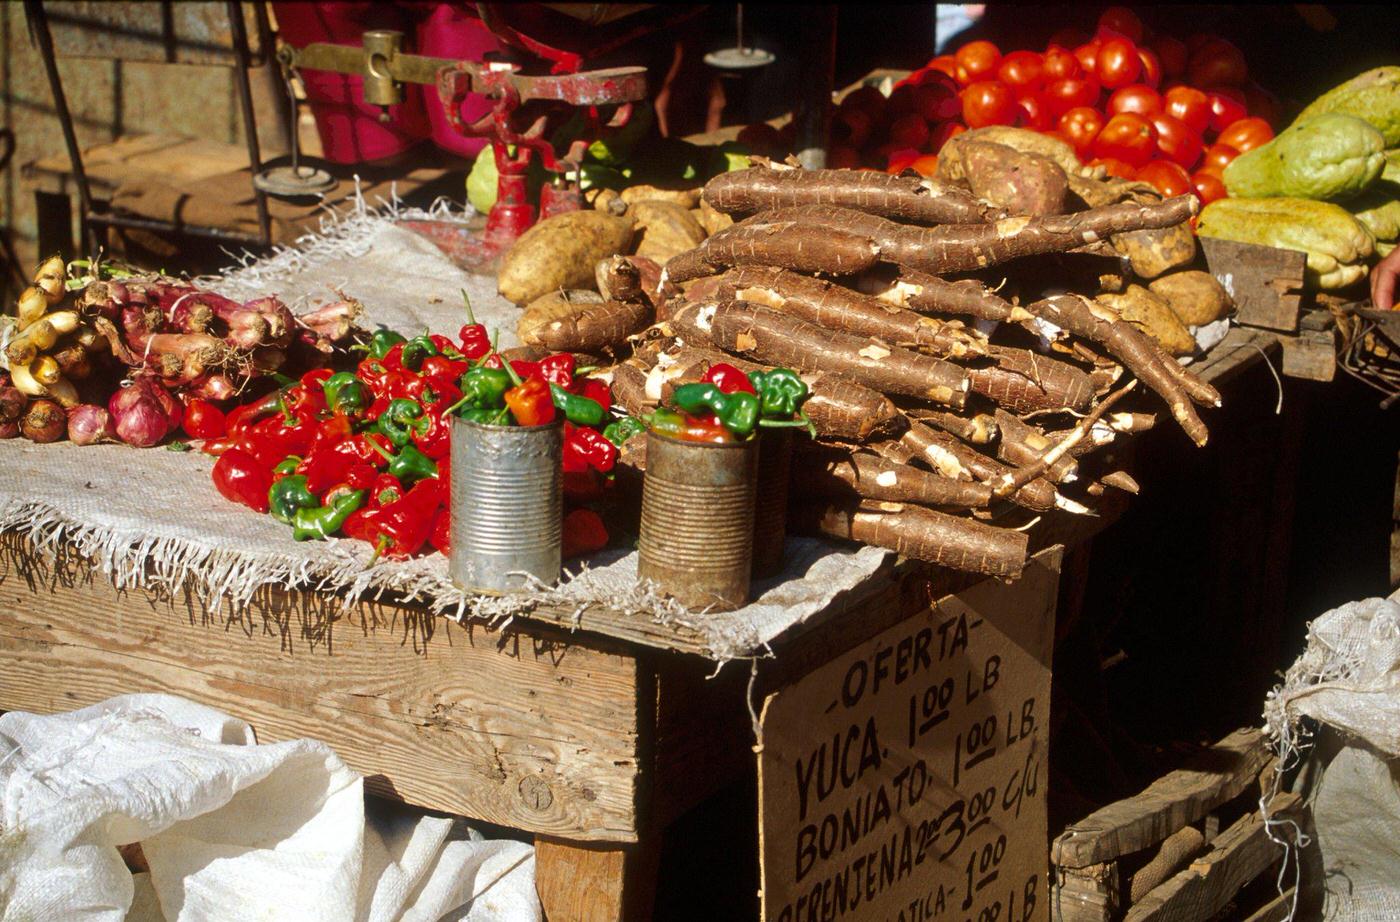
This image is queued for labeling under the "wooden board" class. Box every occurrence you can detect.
[0,533,645,841]
[1052,862,1119,922]
[757,550,1061,922]
[1280,329,1337,382]
[1200,237,1307,333]
[22,134,249,199]
[1052,728,1270,869]
[1192,327,1280,388]
[1123,794,1299,922]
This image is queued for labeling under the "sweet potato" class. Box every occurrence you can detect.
[707,300,970,408]
[936,140,1068,216]
[798,499,1028,578]
[498,209,635,304]
[631,200,707,263]
[699,198,736,236]
[747,197,1198,274]
[621,184,702,208]
[517,289,603,344]
[704,163,1004,225]
[664,222,879,283]
[1148,270,1233,327]
[1112,221,1197,279]
[1098,285,1196,356]
[953,126,1085,176]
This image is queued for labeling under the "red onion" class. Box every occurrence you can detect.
[67,404,115,446]
[21,399,66,443]
[109,378,181,447]
[0,421,18,439]
[0,386,26,423]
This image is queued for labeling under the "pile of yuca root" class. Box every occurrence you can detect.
[502,157,1227,580]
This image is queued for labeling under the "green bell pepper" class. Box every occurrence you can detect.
[549,383,606,428]
[400,334,438,371]
[456,406,514,426]
[322,372,371,417]
[292,489,367,541]
[367,439,440,482]
[670,382,760,438]
[376,398,426,447]
[268,474,318,524]
[747,368,809,418]
[272,455,301,476]
[452,366,512,412]
[602,415,647,447]
[365,329,406,360]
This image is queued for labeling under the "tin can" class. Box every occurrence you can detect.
[752,429,794,579]
[449,417,562,593]
[638,432,758,611]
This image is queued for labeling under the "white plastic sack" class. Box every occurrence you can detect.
[0,694,540,922]
[1266,596,1400,921]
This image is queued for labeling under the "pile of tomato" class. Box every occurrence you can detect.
[840,6,1277,205]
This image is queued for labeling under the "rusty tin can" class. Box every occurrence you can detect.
[449,417,562,592]
[752,428,794,579]
[638,431,758,611]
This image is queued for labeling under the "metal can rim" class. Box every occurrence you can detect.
[647,429,754,452]
[449,416,565,435]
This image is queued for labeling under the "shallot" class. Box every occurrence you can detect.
[21,399,66,443]
[67,404,115,445]
[109,378,182,447]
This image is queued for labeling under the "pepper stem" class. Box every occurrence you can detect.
[460,289,477,326]
[366,534,390,567]
[366,437,395,463]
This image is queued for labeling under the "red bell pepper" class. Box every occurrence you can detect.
[308,414,354,457]
[411,413,451,460]
[573,378,611,408]
[562,508,609,560]
[429,506,450,555]
[360,477,446,559]
[296,450,361,497]
[369,473,403,507]
[537,353,574,388]
[420,355,468,383]
[212,449,274,513]
[702,362,757,395]
[562,425,617,474]
[459,322,491,360]
[504,377,556,427]
[182,398,227,439]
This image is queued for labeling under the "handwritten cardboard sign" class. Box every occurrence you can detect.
[759,551,1060,922]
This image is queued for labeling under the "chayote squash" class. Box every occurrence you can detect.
[1382,149,1400,188]
[1294,66,1400,147]
[1197,197,1376,289]
[1350,193,1400,243]
[1223,113,1385,201]
[466,148,499,215]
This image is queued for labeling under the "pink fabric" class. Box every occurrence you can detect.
[273,2,431,163]
[414,4,500,158]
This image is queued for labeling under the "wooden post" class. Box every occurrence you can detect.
[535,837,663,922]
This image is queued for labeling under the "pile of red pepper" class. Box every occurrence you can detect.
[199,306,617,563]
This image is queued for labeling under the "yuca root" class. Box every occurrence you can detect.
[714,266,987,359]
[1100,471,1141,493]
[610,362,654,418]
[901,420,1058,512]
[795,446,993,508]
[703,165,1004,225]
[991,381,1136,497]
[799,499,1028,578]
[747,197,1197,274]
[596,255,662,306]
[667,346,903,441]
[994,410,1079,483]
[874,269,1217,445]
[664,222,878,283]
[905,407,998,444]
[968,345,1096,414]
[533,299,654,354]
[708,300,970,408]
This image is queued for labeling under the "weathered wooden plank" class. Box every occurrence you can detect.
[1280,329,1336,382]
[535,838,662,922]
[1241,887,1297,922]
[1192,328,1279,387]
[1052,862,1119,922]
[1052,728,1270,868]
[1201,237,1306,333]
[1122,794,1299,922]
[0,534,644,841]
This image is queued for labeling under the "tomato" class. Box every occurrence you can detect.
[1216,116,1272,153]
[1016,93,1053,130]
[1097,7,1144,43]
[1042,46,1080,81]
[927,55,966,85]
[961,80,1019,128]
[1198,142,1240,177]
[1048,28,1090,49]
[1096,37,1142,89]
[1152,35,1188,78]
[887,113,930,150]
[929,120,967,152]
[1045,76,1102,118]
[1090,157,1138,180]
[835,107,874,148]
[1190,170,1228,204]
[885,147,922,174]
[886,84,919,117]
[1058,106,1105,157]
[1163,85,1211,135]
[1074,40,1101,74]
[1137,160,1193,197]
[1185,33,1216,54]
[827,145,862,170]
[1136,48,1162,89]
[839,85,885,119]
[907,154,940,178]
[1204,85,1248,134]
[1107,84,1162,118]
[1188,38,1247,87]
[1094,112,1157,167]
[955,40,1002,82]
[1242,83,1279,127]
[998,51,1045,95]
[1151,113,1203,169]
[909,82,962,123]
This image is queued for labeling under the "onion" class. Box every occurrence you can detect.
[108,377,181,447]
[67,404,115,446]
[21,399,66,443]
[0,386,26,423]
[0,421,18,439]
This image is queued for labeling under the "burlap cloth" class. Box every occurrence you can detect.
[1,196,890,660]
